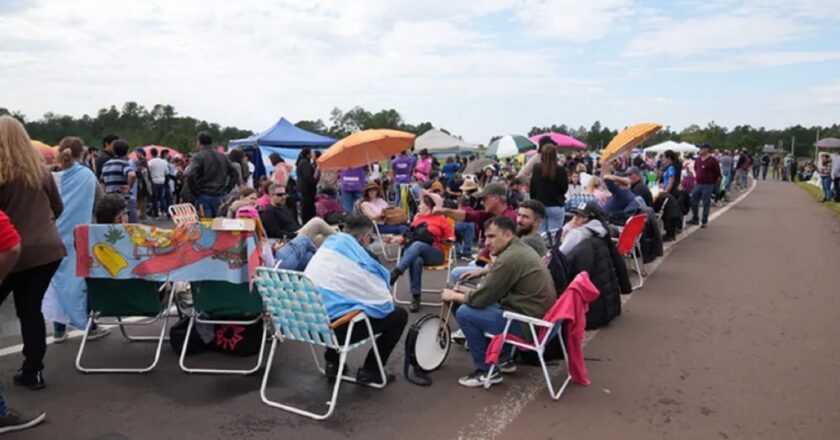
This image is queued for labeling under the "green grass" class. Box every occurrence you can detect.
[797,182,840,219]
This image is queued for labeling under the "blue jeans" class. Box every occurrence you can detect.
[342,190,362,214]
[456,303,523,371]
[450,262,478,286]
[274,236,317,271]
[377,223,409,235]
[0,388,6,416]
[543,206,566,233]
[396,242,443,297]
[821,176,833,201]
[455,221,475,256]
[761,165,768,180]
[196,194,224,218]
[127,197,138,223]
[723,169,733,190]
[690,183,715,224]
[152,183,167,217]
[394,183,408,207]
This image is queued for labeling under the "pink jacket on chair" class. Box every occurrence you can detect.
[485,272,600,385]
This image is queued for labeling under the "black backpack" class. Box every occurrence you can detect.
[545,230,571,296]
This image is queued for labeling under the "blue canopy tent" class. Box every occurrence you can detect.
[229,117,336,182]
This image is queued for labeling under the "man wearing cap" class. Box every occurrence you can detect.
[689,143,721,228]
[437,182,516,256]
[625,166,653,208]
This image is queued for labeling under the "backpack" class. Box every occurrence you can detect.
[544,229,571,295]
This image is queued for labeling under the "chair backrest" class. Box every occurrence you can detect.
[85,278,164,317]
[616,214,647,254]
[192,281,264,317]
[169,203,199,226]
[253,267,338,348]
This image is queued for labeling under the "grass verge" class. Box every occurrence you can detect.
[797,182,840,219]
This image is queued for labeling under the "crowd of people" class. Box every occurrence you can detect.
[0,112,821,431]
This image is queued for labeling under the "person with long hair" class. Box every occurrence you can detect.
[529,144,568,232]
[43,137,110,343]
[0,116,66,390]
[661,150,682,195]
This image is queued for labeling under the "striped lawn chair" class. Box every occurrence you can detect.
[253,267,386,420]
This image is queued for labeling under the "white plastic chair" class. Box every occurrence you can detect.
[168,203,199,226]
[253,267,387,420]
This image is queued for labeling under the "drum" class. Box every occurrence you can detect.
[404,303,453,386]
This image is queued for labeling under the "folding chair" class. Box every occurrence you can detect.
[168,203,199,226]
[613,214,647,290]
[254,268,387,420]
[178,281,267,375]
[76,278,174,374]
[391,216,456,308]
[483,313,572,400]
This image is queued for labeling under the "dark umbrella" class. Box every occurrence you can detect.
[816,137,840,149]
[463,158,496,175]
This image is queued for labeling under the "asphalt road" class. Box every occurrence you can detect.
[2,180,839,439]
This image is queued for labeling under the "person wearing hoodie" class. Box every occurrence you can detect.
[559,202,608,256]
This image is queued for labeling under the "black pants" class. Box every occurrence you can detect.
[0,260,61,373]
[300,191,316,223]
[325,307,408,372]
[834,178,840,203]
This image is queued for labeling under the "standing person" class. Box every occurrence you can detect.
[93,133,118,181]
[340,166,367,214]
[688,143,721,228]
[0,116,66,390]
[529,145,568,233]
[660,150,682,195]
[101,140,137,222]
[43,137,110,343]
[818,155,833,202]
[832,153,840,203]
[269,153,293,187]
[132,148,153,221]
[0,210,47,434]
[760,154,770,180]
[296,148,317,223]
[719,150,734,191]
[147,148,169,218]
[161,149,175,212]
[184,132,239,218]
[414,149,433,182]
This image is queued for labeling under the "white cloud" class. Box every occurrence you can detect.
[515,0,633,42]
[661,51,840,72]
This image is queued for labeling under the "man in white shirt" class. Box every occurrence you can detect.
[147,148,169,218]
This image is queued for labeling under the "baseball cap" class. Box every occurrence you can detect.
[698,143,711,150]
[568,202,602,219]
[473,182,506,198]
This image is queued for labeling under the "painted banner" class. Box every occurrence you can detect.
[74,223,261,283]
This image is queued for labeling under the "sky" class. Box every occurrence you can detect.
[1,0,839,144]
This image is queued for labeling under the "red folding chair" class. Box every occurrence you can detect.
[614,214,647,290]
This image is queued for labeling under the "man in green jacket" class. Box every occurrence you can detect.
[441,216,555,388]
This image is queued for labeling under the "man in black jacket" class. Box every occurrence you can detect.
[184,132,239,218]
[296,148,318,223]
[625,167,653,208]
[260,184,300,239]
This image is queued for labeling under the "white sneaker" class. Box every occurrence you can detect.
[458,369,502,388]
[86,326,111,341]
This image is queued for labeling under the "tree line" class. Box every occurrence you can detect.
[3,102,838,157]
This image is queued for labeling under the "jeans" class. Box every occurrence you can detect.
[450,262,478,286]
[543,206,566,233]
[274,236,317,271]
[342,190,362,214]
[0,260,61,373]
[835,178,840,203]
[152,183,167,217]
[394,183,408,207]
[753,165,760,179]
[761,165,768,180]
[737,169,749,189]
[690,183,715,225]
[455,221,475,256]
[377,224,409,235]
[456,303,523,371]
[396,242,443,297]
[127,196,138,223]
[196,194,224,218]
[821,176,833,201]
[722,169,733,190]
[324,307,408,372]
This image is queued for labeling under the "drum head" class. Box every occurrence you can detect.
[413,316,451,372]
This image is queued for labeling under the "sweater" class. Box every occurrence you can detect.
[260,204,300,239]
[529,163,568,207]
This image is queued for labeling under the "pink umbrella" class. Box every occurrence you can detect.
[524,149,538,157]
[529,132,586,149]
[129,145,184,161]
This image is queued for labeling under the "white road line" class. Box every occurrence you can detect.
[455,180,758,440]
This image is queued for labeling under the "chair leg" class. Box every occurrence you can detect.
[76,311,170,374]
[632,252,645,290]
[179,318,267,375]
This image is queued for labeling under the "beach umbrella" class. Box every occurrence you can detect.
[129,145,185,161]
[32,140,57,163]
[487,135,536,158]
[463,158,496,175]
[317,129,415,170]
[529,132,586,149]
[599,123,662,164]
[815,138,840,149]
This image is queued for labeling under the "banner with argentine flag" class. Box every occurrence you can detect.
[304,233,394,320]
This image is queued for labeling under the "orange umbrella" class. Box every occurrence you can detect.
[32,140,57,163]
[317,129,414,170]
[599,123,662,164]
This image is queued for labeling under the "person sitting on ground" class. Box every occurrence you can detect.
[388,195,455,312]
[223,187,257,218]
[559,202,609,256]
[441,216,555,388]
[360,182,408,235]
[304,214,408,386]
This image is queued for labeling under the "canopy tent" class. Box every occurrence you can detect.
[415,129,481,155]
[229,117,337,182]
[644,140,699,154]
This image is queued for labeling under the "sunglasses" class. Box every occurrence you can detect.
[273,193,288,197]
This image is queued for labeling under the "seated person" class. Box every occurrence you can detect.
[446,173,464,198]
[388,195,455,312]
[303,214,408,385]
[259,183,333,243]
[601,170,639,219]
[441,216,555,387]
[95,193,130,224]
[625,167,653,208]
[559,202,608,256]
[565,175,599,210]
[224,188,257,218]
[359,182,408,235]
[315,188,345,225]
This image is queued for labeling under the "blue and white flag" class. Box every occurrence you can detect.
[304,233,394,320]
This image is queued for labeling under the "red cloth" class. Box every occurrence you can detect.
[412,213,454,253]
[485,272,600,386]
[0,210,21,253]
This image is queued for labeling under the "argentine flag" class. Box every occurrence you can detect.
[304,233,395,320]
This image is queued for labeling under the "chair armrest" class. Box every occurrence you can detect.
[501,310,553,328]
[329,310,363,329]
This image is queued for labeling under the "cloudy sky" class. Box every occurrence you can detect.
[1,0,839,143]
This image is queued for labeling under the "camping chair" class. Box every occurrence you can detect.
[391,219,456,307]
[613,214,647,290]
[482,311,572,400]
[178,281,267,375]
[253,267,387,420]
[168,203,199,226]
[354,199,400,262]
[76,278,174,374]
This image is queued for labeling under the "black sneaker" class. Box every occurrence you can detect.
[13,370,44,391]
[389,268,402,286]
[324,361,339,379]
[355,368,395,387]
[409,297,421,313]
[687,219,700,226]
[0,408,46,435]
[498,359,517,374]
[700,223,707,228]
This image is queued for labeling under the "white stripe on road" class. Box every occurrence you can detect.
[455,179,758,440]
